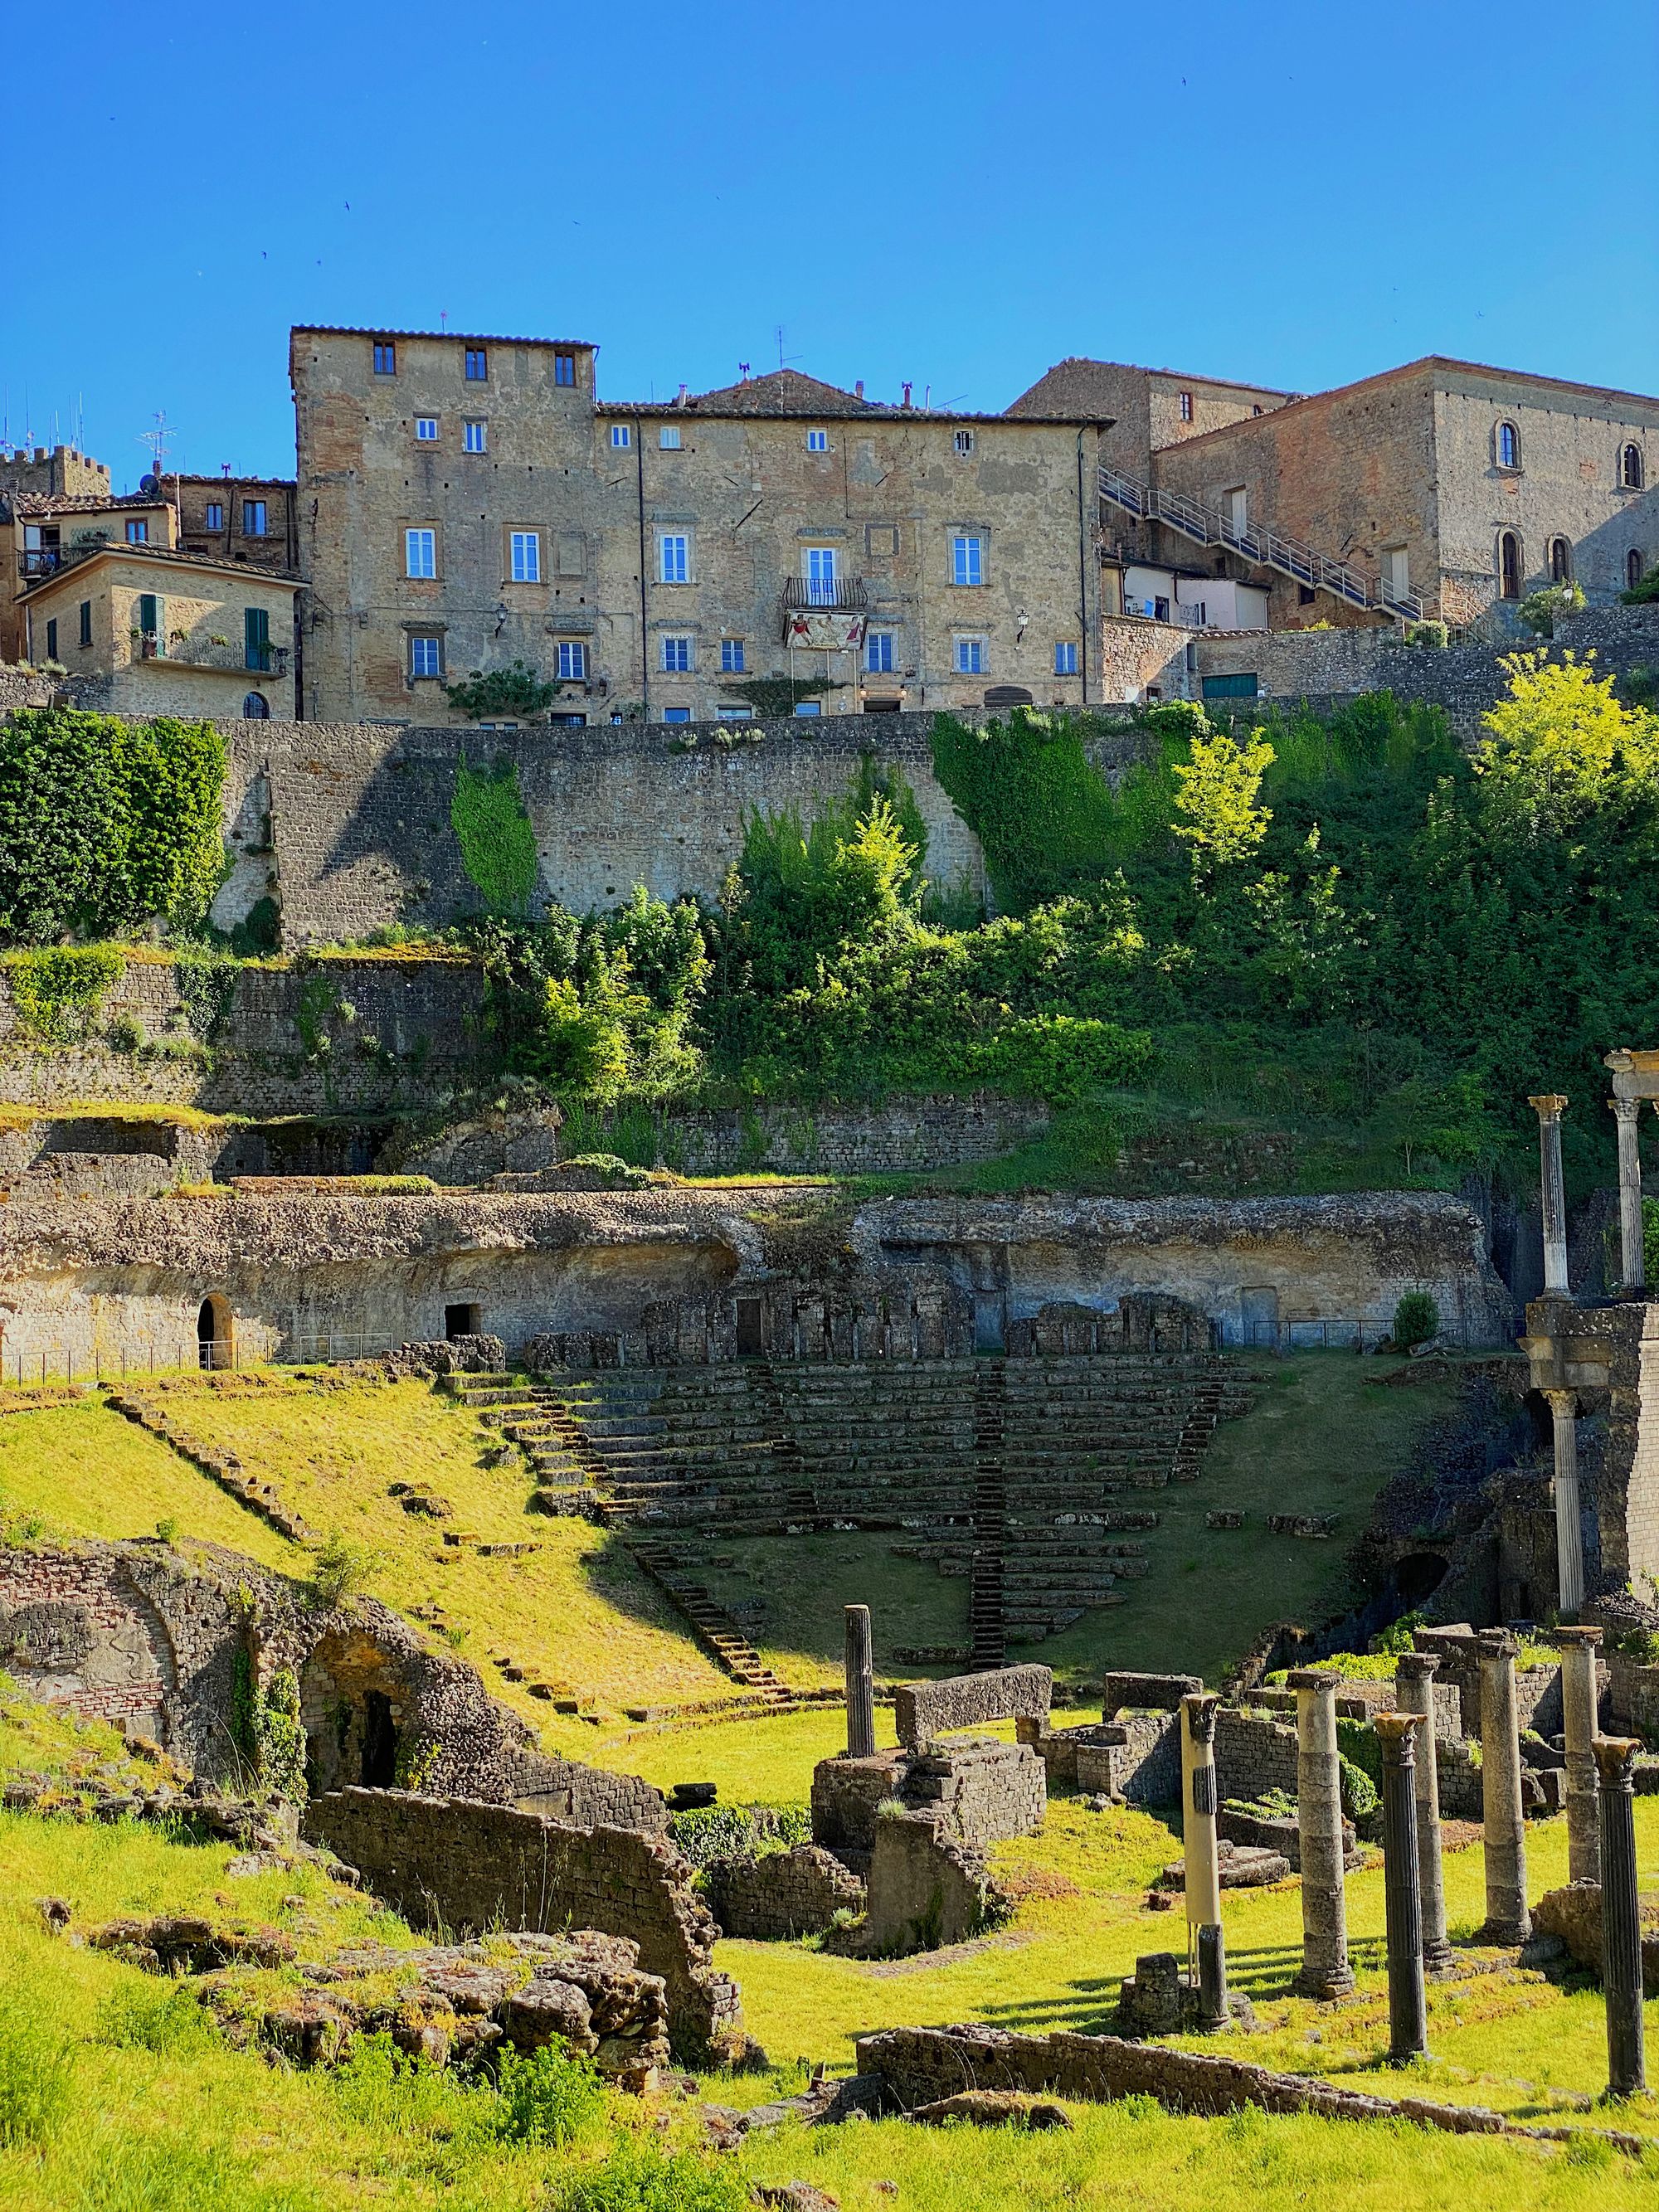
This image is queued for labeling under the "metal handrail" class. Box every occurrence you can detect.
[780,576,870,613]
[1099,464,1422,622]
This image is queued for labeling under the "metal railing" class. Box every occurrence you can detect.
[780,576,870,614]
[1100,464,1423,622]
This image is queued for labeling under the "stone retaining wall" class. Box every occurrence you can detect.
[301,1784,741,2058]
[703,1844,866,1939]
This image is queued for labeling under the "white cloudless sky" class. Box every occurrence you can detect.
[2,0,1652,485]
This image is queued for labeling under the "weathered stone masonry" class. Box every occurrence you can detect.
[302,1784,740,2058]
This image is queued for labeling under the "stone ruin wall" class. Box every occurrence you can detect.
[301,1784,739,2059]
[0,1184,1516,1379]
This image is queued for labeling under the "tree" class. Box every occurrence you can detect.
[1473,651,1659,833]
[1171,724,1275,875]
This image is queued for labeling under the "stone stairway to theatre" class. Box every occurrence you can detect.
[970,1364,1008,1669]
[438,1371,601,1514]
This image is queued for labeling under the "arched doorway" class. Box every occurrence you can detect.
[1498,532,1522,600]
[361,1690,397,1786]
[197,1296,232,1371]
[241,690,270,719]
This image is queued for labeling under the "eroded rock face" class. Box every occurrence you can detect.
[80,1916,673,2083]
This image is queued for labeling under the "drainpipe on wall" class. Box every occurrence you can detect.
[635,429,650,722]
[1076,429,1091,706]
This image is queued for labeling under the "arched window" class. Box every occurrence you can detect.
[241,690,270,719]
[1620,443,1645,490]
[1549,537,1572,583]
[1496,421,1520,471]
[1632,550,1649,592]
[1499,531,1522,600]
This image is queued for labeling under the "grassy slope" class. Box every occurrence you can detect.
[3,1694,1656,2208]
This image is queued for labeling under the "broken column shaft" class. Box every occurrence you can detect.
[1528,1093,1570,1295]
[1595,1734,1647,2098]
[1374,1711,1430,2064]
[1545,1389,1584,1621]
[843,1604,876,1760]
[1554,1626,1603,1887]
[1476,1629,1530,1943]
[1180,1690,1228,2030]
[1393,1651,1453,1973]
[1287,1670,1354,1997]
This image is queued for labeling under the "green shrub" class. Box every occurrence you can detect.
[556,2137,747,2212]
[7,944,126,1042]
[1392,1292,1440,1351]
[0,1998,73,2147]
[309,1529,380,1609]
[445,660,557,722]
[1337,1750,1379,1821]
[452,754,538,916]
[667,1801,810,1869]
[1404,620,1448,649]
[1373,1609,1428,1658]
[492,2043,606,2146]
[1623,562,1659,604]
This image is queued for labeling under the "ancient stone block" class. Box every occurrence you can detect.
[893,1664,1053,1749]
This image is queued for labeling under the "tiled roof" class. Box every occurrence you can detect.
[16,541,304,600]
[604,366,1110,425]
[292,323,595,350]
[1006,357,1296,418]
[3,489,166,518]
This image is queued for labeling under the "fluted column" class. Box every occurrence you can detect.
[1611,1096,1645,1294]
[1554,1626,1603,1886]
[1394,1652,1453,1972]
[1180,1690,1228,2030]
[1545,1388,1585,1621]
[1528,1094,1570,1294]
[1476,1629,1530,1943]
[1288,1670,1353,1996]
[1594,1735,1647,2098]
[844,1605,875,1759]
[1374,1712,1430,2064]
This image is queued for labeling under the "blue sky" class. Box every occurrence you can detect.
[3,0,1652,488]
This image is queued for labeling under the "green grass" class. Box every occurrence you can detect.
[6,1690,1659,2203]
[127,1372,732,1719]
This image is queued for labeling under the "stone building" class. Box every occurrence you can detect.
[1006,357,1296,476]
[1,481,178,665]
[14,542,302,720]
[174,474,299,576]
[1144,357,1659,628]
[290,327,1112,726]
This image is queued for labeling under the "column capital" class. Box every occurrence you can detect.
[1528,1093,1569,1123]
[1180,1689,1219,1743]
[1374,1709,1421,1759]
[1477,1627,1519,1661]
[1543,1387,1579,1415]
[1610,1096,1642,1126]
[1593,1735,1642,1787]
[1551,1625,1603,1650]
[1286,1668,1341,1697]
[1394,1650,1440,1682]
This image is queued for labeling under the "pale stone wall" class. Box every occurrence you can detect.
[292,329,1106,724]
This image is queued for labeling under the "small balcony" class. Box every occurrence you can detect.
[133,637,290,677]
[781,576,869,615]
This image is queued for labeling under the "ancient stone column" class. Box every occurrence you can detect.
[1595,1736,1647,2097]
[1476,1629,1530,1943]
[1554,1626,1603,1886]
[1287,1670,1353,1997]
[1528,1094,1570,1295]
[1394,1652,1453,1973]
[844,1604,876,1760]
[1374,1712,1430,2064]
[1545,1388,1585,1621]
[1180,1690,1228,2029]
[1610,1096,1646,1295]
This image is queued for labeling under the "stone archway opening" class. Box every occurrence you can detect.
[299,1627,407,1796]
[197,1296,233,1371]
[1394,1551,1447,1608]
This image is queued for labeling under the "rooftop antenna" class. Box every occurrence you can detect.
[738,362,750,381]
[440,309,448,331]
[139,410,173,475]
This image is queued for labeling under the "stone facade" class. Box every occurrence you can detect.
[1148,357,1659,627]
[810,1735,1044,1857]
[893,1663,1053,1749]
[859,1807,1006,1956]
[292,333,1108,725]
[15,545,300,720]
[703,1843,866,1939]
[1006,359,1293,479]
[300,1783,742,2058]
[173,474,299,577]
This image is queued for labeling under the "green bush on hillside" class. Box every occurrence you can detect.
[0,707,224,944]
[1392,1292,1440,1351]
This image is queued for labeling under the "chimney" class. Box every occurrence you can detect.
[902,382,912,410]
[855,380,864,401]
[676,383,688,406]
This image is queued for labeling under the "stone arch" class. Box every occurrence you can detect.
[1394,1551,1447,1607]
[299,1626,410,1794]
[197,1295,233,1371]
[1498,530,1523,600]
[1620,442,1645,492]
[242,690,270,720]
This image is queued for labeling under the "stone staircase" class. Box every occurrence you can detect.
[626,1541,792,1703]
[437,1370,600,1515]
[526,1352,1257,1658]
[1099,463,1423,621]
